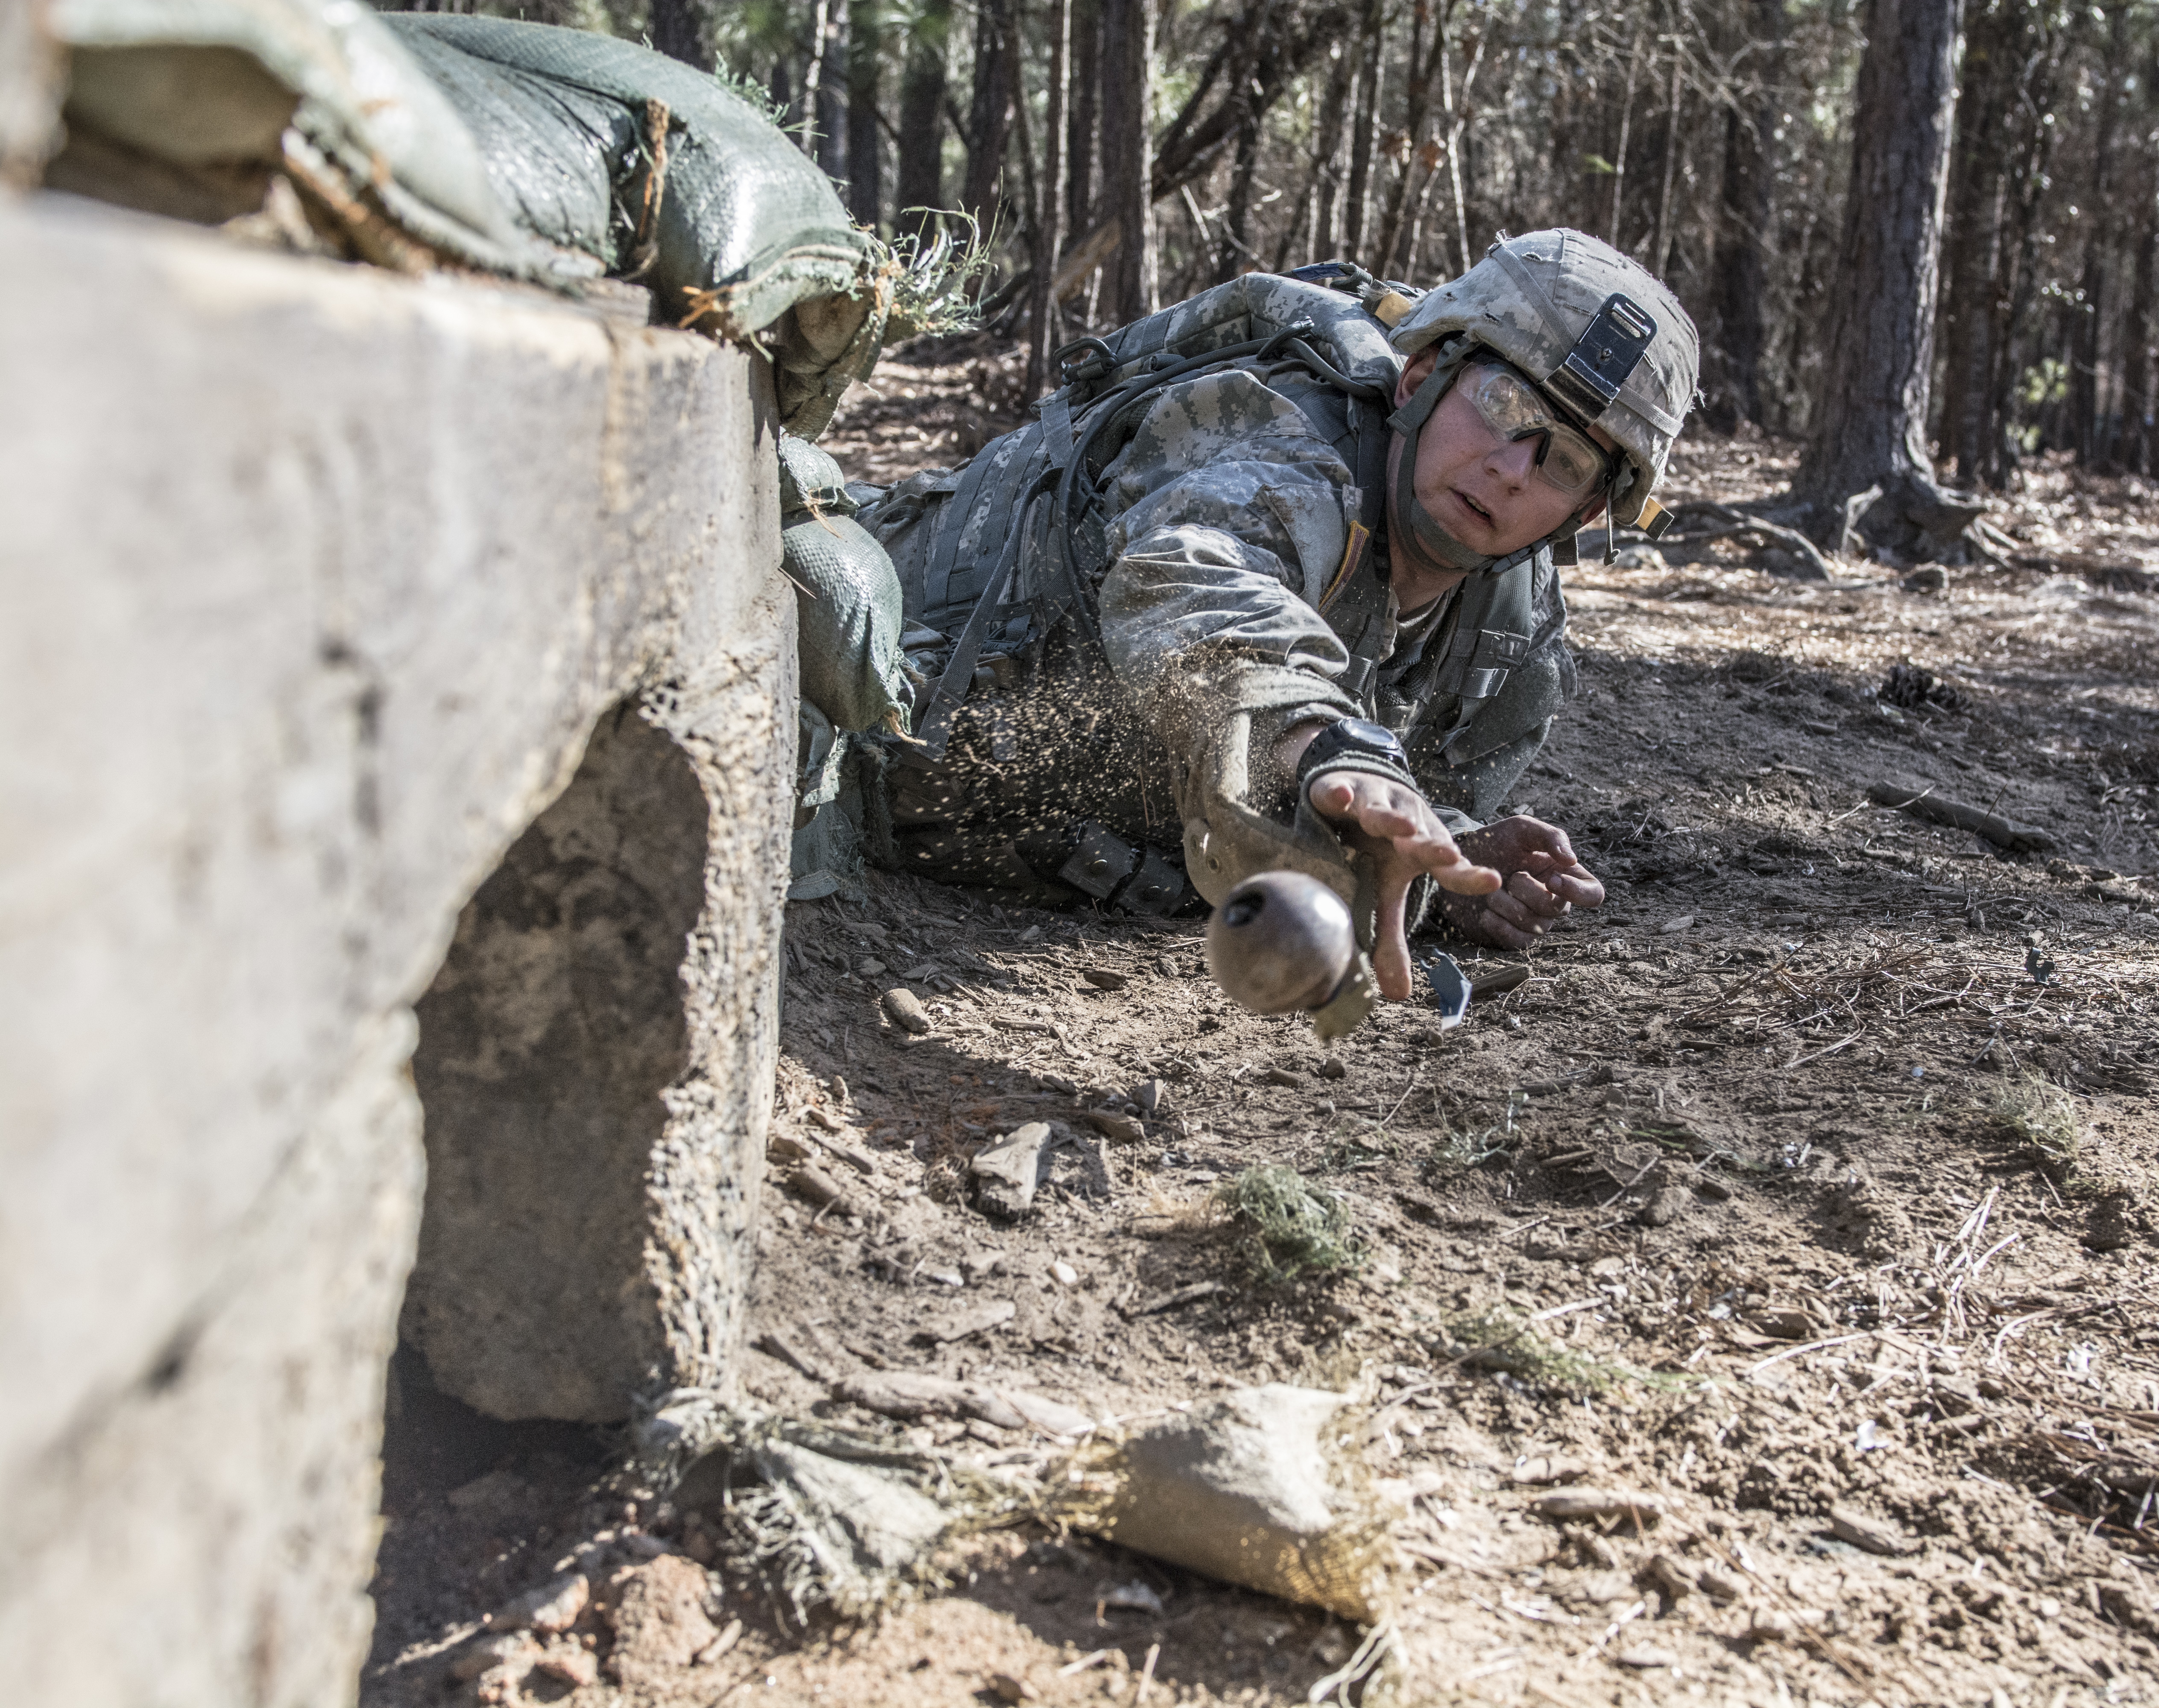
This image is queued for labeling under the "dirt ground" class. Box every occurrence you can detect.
[366,339,2159,1708]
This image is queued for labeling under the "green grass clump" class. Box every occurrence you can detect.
[1214,1165,1367,1284]
[1989,1073,2086,1181]
[1437,1309,1684,1396]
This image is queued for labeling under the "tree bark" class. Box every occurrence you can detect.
[963,0,1019,228]
[846,0,882,228]
[1791,0,1978,561]
[1700,0,1779,433]
[1067,0,1100,237]
[1978,12,2069,484]
[2128,193,2158,476]
[814,0,850,187]
[648,0,709,69]
[1028,0,1073,395]
[2071,2,2130,465]
[1343,0,1384,261]
[1099,0,1154,319]
[1936,0,2015,484]
[896,0,954,234]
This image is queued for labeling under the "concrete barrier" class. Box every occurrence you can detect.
[0,191,793,1704]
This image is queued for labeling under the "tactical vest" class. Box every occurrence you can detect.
[901,269,1542,769]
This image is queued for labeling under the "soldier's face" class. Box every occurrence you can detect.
[1394,350,1615,559]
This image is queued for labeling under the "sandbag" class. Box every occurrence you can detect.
[46,0,553,273]
[779,436,909,734]
[384,15,884,430]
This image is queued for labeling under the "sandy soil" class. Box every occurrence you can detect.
[365,339,2159,1708]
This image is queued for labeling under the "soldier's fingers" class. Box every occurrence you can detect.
[1423,849,1503,896]
[1371,869,1416,1001]
[1469,904,1540,951]
[1504,870,1570,918]
[1485,889,1549,936]
[1547,866,1605,908]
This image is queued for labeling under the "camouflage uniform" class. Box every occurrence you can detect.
[852,351,1570,914]
[827,231,1696,924]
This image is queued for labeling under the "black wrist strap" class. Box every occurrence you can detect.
[1297,717,1418,799]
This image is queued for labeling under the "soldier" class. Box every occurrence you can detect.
[796,228,1699,1017]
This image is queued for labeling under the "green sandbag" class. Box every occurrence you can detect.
[382,15,870,340]
[779,436,907,734]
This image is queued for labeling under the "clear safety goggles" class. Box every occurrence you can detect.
[1459,361,1616,497]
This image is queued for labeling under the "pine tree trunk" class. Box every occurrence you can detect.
[1068,0,1100,237]
[1937,0,2015,485]
[1221,105,1263,281]
[846,0,882,228]
[1792,0,1979,561]
[1980,15,2068,485]
[1028,0,1073,395]
[2127,195,2158,476]
[2071,3,2130,465]
[1099,0,1154,320]
[1701,0,1778,433]
[1343,0,1384,260]
[814,0,850,187]
[963,0,1019,227]
[896,0,953,235]
[649,0,708,68]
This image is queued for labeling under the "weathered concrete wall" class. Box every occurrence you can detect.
[0,191,791,1704]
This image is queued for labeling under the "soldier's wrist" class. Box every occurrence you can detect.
[1295,718,1419,804]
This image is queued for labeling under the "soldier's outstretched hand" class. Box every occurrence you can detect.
[1305,770,1503,1001]
[1436,815,1605,951]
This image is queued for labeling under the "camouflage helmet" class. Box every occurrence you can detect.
[1389,228,1699,529]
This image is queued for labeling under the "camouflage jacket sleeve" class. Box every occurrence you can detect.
[1093,366,1363,751]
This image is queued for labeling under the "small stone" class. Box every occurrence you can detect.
[1752,1307,1820,1341]
[452,1634,539,1683]
[1637,1184,1693,1228]
[1827,1503,1913,1556]
[1693,1177,1733,1202]
[1588,1256,1627,1279]
[1615,1647,1678,1669]
[604,1555,722,1685]
[786,1165,856,1217]
[1263,1065,1305,1088]
[918,1299,1017,1343]
[1512,1455,1590,1486]
[882,986,932,1033]
[859,957,887,977]
[1645,1553,1697,1597]
[1318,1056,1348,1079]
[1081,966,1131,990]
[1532,1487,1665,1523]
[1749,1606,1826,1639]
[1049,1260,1079,1286]
[488,1571,590,1635]
[1131,1078,1173,1116]
[1658,914,1696,935]
[970,1122,1052,1218]
[1081,1108,1143,1143]
[1695,1564,1747,1603]
[988,1671,1042,1702]
[534,1644,600,1688]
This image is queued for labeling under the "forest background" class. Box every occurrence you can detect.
[384,0,2159,528]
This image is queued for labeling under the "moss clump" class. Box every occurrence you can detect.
[1214,1165,1367,1284]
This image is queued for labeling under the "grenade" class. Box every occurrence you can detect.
[1204,872,1356,1015]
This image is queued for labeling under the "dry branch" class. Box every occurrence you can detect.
[1865,780,2057,855]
